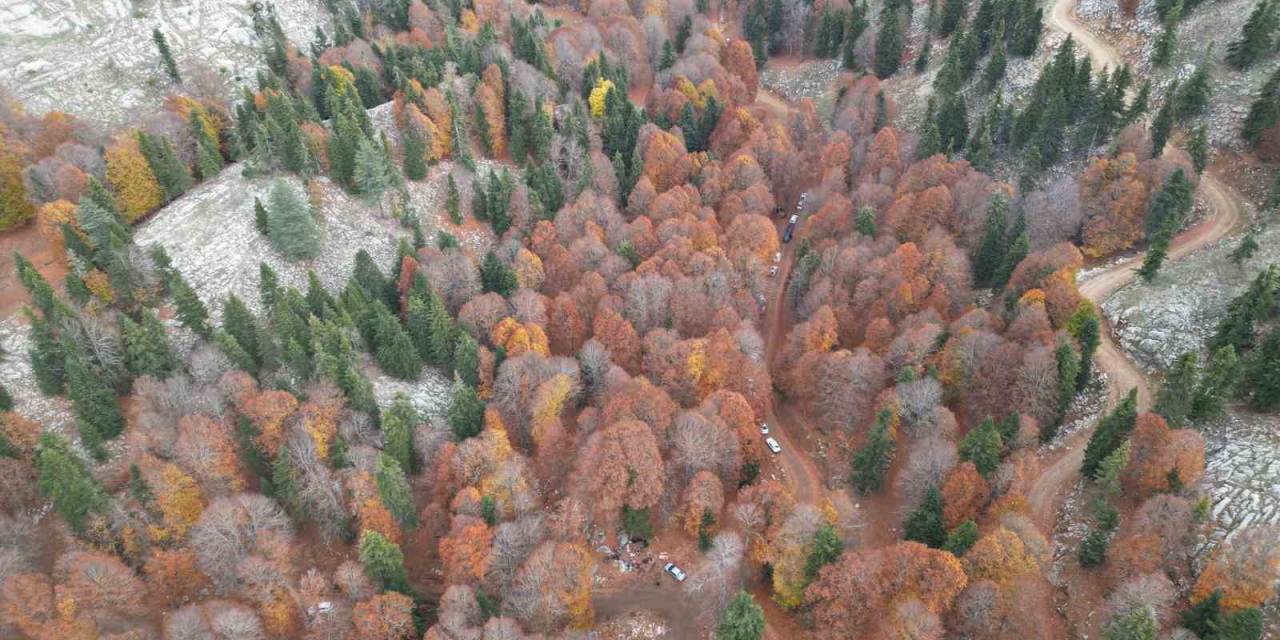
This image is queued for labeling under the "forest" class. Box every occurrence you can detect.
[0,0,1277,638]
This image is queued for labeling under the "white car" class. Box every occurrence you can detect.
[759,423,769,435]
[765,437,782,454]
[664,562,687,582]
[773,251,782,263]
[768,265,779,277]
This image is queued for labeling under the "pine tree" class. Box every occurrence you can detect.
[402,124,428,181]
[1072,306,1101,391]
[376,453,418,527]
[915,36,933,72]
[1185,125,1209,174]
[1242,67,1280,146]
[153,29,182,83]
[64,345,124,457]
[1230,230,1260,265]
[1155,352,1199,427]
[354,136,394,202]
[1176,61,1213,120]
[358,530,409,593]
[137,131,193,202]
[1054,338,1081,423]
[1226,0,1277,70]
[1081,389,1138,478]
[938,91,970,154]
[972,195,1009,288]
[448,384,484,440]
[939,0,967,36]
[170,272,212,338]
[716,591,766,640]
[875,7,904,78]
[1078,527,1110,567]
[903,485,947,547]
[1138,218,1174,281]
[983,29,1008,89]
[26,310,65,396]
[855,206,877,237]
[191,114,224,180]
[851,409,896,492]
[804,524,844,580]
[259,262,279,309]
[1181,591,1224,637]
[446,173,462,224]
[1240,329,1280,410]
[0,382,11,412]
[382,396,418,474]
[120,311,176,379]
[959,417,1003,477]
[917,98,943,159]
[267,179,322,260]
[222,294,262,367]
[480,251,519,297]
[375,306,422,380]
[254,197,270,235]
[993,213,1027,288]
[1151,86,1178,157]
[35,432,107,531]
[1189,345,1239,423]
[939,520,977,556]
[1151,2,1180,68]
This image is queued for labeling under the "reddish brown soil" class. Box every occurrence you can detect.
[0,223,66,317]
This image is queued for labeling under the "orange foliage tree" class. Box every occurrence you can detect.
[1191,525,1280,611]
[352,592,417,640]
[104,132,163,222]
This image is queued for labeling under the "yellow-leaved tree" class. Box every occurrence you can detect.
[105,132,162,221]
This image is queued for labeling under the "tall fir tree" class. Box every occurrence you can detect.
[875,7,904,78]
[376,453,418,527]
[35,432,107,530]
[120,310,176,379]
[448,384,484,440]
[716,591,766,640]
[170,272,212,338]
[972,194,1009,288]
[1081,389,1138,478]
[358,530,409,593]
[1151,1,1181,67]
[1226,0,1277,70]
[26,309,65,396]
[850,409,896,492]
[1151,84,1178,157]
[137,131,193,203]
[267,179,322,260]
[153,28,182,82]
[902,485,947,547]
[959,417,1003,477]
[64,344,124,457]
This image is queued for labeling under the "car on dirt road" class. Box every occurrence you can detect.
[664,562,687,582]
[773,251,781,263]
[765,437,782,454]
[783,215,799,243]
[768,264,779,277]
[759,422,769,435]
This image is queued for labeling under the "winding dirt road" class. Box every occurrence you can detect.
[1026,0,1248,530]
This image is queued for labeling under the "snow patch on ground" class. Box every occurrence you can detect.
[0,0,328,128]
[133,166,405,318]
[0,315,75,436]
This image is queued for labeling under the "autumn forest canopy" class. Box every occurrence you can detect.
[0,0,1277,638]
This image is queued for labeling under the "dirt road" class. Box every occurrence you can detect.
[1027,0,1248,530]
[1048,0,1124,71]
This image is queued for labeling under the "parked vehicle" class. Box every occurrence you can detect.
[765,437,782,454]
[664,562,687,582]
[760,423,769,434]
[768,265,779,277]
[783,215,799,243]
[773,251,781,263]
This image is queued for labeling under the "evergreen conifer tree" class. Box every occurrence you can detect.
[382,396,418,474]
[137,131,193,202]
[1081,389,1138,478]
[972,195,1009,288]
[120,310,176,379]
[354,136,394,203]
[266,179,322,260]
[1155,352,1199,427]
[938,92,970,154]
[855,206,877,237]
[480,251,519,297]
[446,173,462,224]
[375,310,422,380]
[1241,329,1280,410]
[376,453,418,527]
[851,409,896,492]
[939,0,967,36]
[1151,1,1181,67]
[1230,231,1260,265]
[1242,67,1280,146]
[454,332,481,386]
[358,530,409,593]
[26,309,65,396]
[254,197,270,235]
[1185,124,1209,174]
[983,28,1008,89]
[875,7,904,78]
[915,36,933,72]
[448,384,484,440]
[943,520,979,555]
[959,417,1002,477]
[153,29,182,82]
[192,115,224,180]
[259,262,279,309]
[1176,61,1213,120]
[1054,338,1081,425]
[222,294,262,367]
[171,272,212,338]
[35,432,107,530]
[993,212,1027,288]
[64,345,123,457]
[1073,307,1101,391]
[402,125,428,181]
[1226,0,1277,70]
[716,591,765,640]
[903,485,947,547]
[804,524,844,580]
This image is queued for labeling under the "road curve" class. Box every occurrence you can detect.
[1027,1,1248,530]
[1048,0,1124,72]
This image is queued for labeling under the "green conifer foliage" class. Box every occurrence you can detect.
[36,432,107,530]
[1081,389,1138,478]
[448,384,484,440]
[266,179,322,260]
[120,310,176,379]
[358,530,409,592]
[153,29,182,82]
[903,485,947,547]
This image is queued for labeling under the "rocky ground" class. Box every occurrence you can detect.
[0,0,328,128]
[133,167,406,318]
[1200,409,1280,549]
[1100,203,1271,371]
[1075,0,1274,147]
